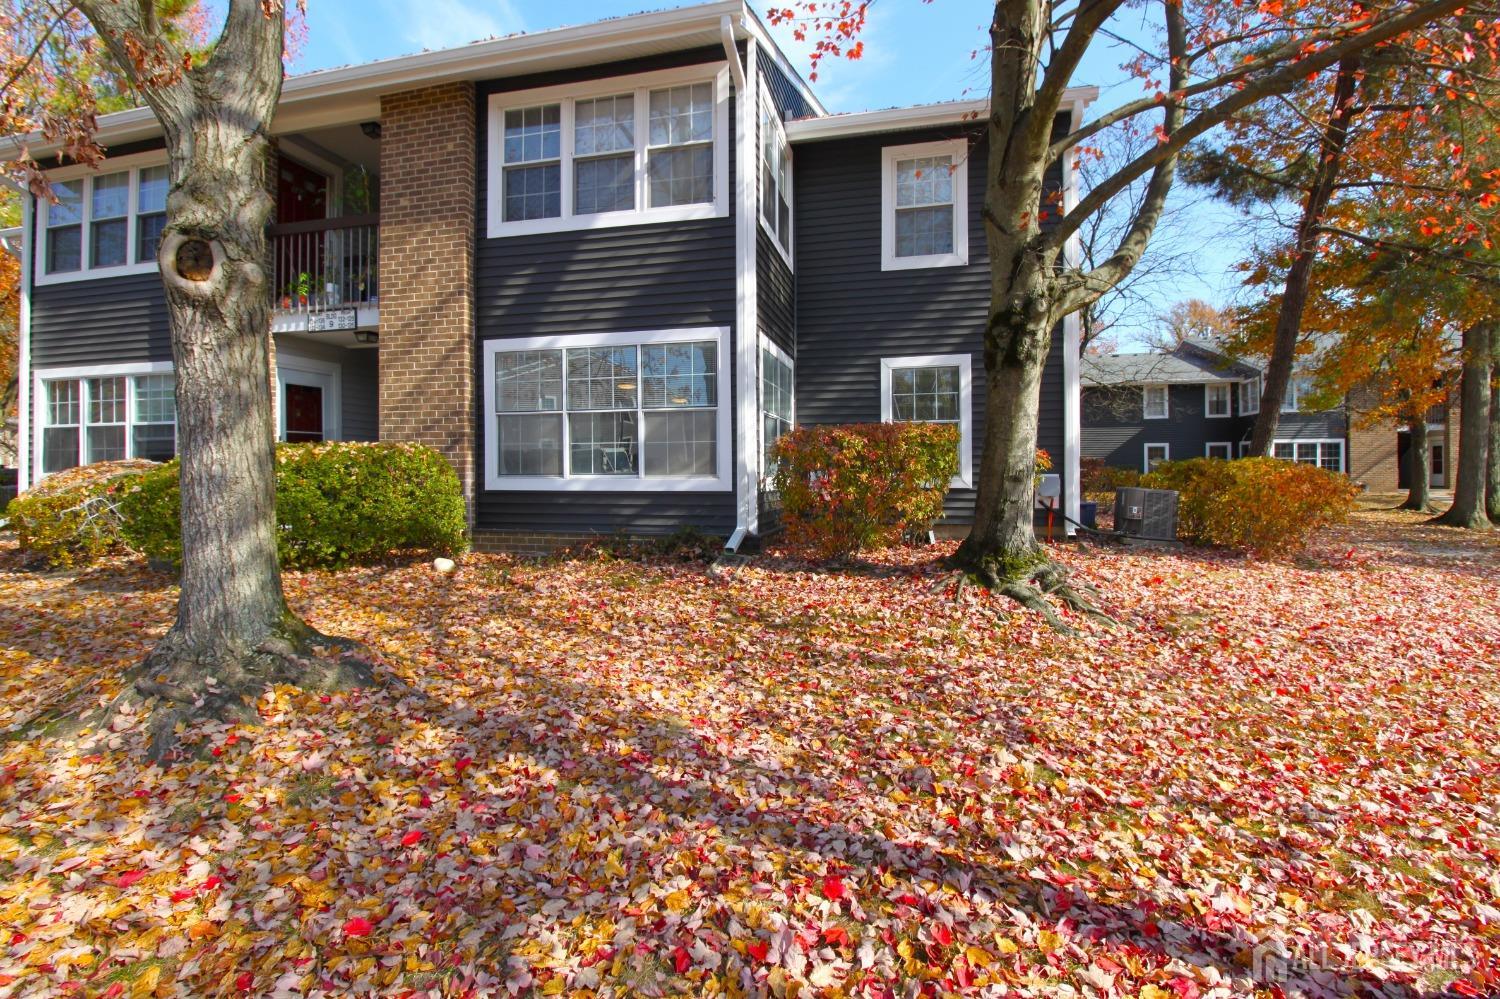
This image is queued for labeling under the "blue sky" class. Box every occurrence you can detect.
[292,1,1253,346]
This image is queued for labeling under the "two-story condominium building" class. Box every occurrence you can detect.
[5,2,1093,551]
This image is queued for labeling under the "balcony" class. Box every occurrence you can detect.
[270,214,379,335]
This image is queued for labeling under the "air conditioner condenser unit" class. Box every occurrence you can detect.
[1113,487,1179,542]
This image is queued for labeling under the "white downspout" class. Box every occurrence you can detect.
[2,180,32,493]
[722,14,758,552]
[1060,94,1091,536]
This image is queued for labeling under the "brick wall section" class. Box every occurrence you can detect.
[1347,385,1399,492]
[378,83,477,516]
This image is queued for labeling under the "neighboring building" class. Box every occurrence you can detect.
[2,2,1096,550]
[1082,339,1352,475]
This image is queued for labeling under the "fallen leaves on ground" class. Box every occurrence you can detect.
[0,509,1496,997]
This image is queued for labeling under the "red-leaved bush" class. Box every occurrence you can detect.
[771,423,959,559]
[1143,456,1358,558]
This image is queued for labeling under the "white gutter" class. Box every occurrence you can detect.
[785,87,1101,142]
[722,14,759,552]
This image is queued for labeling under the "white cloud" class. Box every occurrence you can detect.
[395,0,526,51]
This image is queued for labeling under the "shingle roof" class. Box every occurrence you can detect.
[1081,340,1261,387]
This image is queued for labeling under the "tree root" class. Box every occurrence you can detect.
[945,549,1120,634]
[86,616,379,762]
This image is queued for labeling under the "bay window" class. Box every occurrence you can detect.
[487,66,729,236]
[35,366,177,477]
[759,86,793,260]
[880,353,973,487]
[483,329,730,491]
[37,154,171,283]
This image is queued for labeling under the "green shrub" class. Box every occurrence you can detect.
[3,461,157,569]
[120,442,469,569]
[1082,459,1140,500]
[1143,456,1358,558]
[771,422,959,559]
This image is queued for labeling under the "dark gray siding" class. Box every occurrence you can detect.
[756,225,795,355]
[30,273,171,368]
[1275,410,1347,441]
[791,124,1068,524]
[757,49,817,122]
[473,50,740,537]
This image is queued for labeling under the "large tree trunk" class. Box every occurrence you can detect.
[76,0,372,756]
[1487,364,1499,524]
[1400,411,1432,511]
[1249,58,1362,454]
[1432,322,1494,529]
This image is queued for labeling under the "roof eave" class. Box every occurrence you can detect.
[785,86,1101,142]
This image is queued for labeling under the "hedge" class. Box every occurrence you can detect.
[770,423,960,559]
[1143,456,1358,558]
[120,441,469,569]
[2,461,157,569]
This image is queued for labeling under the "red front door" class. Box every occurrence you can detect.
[284,383,325,443]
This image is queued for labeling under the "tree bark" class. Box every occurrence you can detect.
[1399,411,1431,511]
[1487,363,1499,524]
[1249,57,1362,455]
[1432,322,1494,529]
[75,0,372,756]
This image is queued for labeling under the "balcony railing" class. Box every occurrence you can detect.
[270,214,379,316]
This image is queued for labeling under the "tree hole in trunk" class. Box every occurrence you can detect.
[175,239,216,282]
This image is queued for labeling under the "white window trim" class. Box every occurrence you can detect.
[31,361,175,480]
[485,64,731,239]
[1205,441,1232,459]
[1271,438,1345,473]
[1239,440,1253,458]
[1142,383,1169,420]
[1240,376,1261,416]
[275,353,343,443]
[757,81,793,268]
[758,334,794,483]
[1143,442,1170,473]
[34,151,169,286]
[481,327,732,492]
[1204,382,1231,418]
[880,139,969,271]
[879,352,973,489]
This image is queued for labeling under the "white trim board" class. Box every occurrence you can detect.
[879,352,974,489]
[480,326,734,493]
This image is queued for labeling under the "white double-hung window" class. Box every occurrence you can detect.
[1142,384,1169,419]
[37,154,170,284]
[487,65,730,236]
[760,338,794,478]
[1240,377,1261,416]
[881,139,968,270]
[483,329,731,491]
[880,353,973,487]
[759,85,793,260]
[34,364,177,476]
[1205,382,1231,418]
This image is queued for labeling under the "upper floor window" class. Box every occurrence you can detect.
[37,155,170,284]
[881,139,968,271]
[35,365,177,476]
[1142,384,1169,419]
[1205,382,1231,418]
[486,65,730,238]
[1240,377,1261,416]
[759,86,793,262]
[1282,375,1319,413]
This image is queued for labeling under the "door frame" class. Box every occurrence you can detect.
[276,352,342,443]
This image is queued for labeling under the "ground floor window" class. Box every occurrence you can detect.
[37,365,176,476]
[1143,442,1170,472]
[760,339,793,480]
[879,353,972,487]
[1273,439,1344,473]
[481,328,731,492]
[1205,441,1232,460]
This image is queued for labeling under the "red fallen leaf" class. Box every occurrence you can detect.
[319,695,332,704]
[224,793,242,803]
[114,870,146,889]
[823,926,849,946]
[235,972,254,991]
[746,940,770,962]
[455,757,473,774]
[1167,976,1201,999]
[931,923,954,947]
[672,945,691,974]
[170,889,195,903]
[102,984,124,999]
[401,830,424,847]
[343,916,375,937]
[822,875,846,901]
[1451,982,1481,997]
